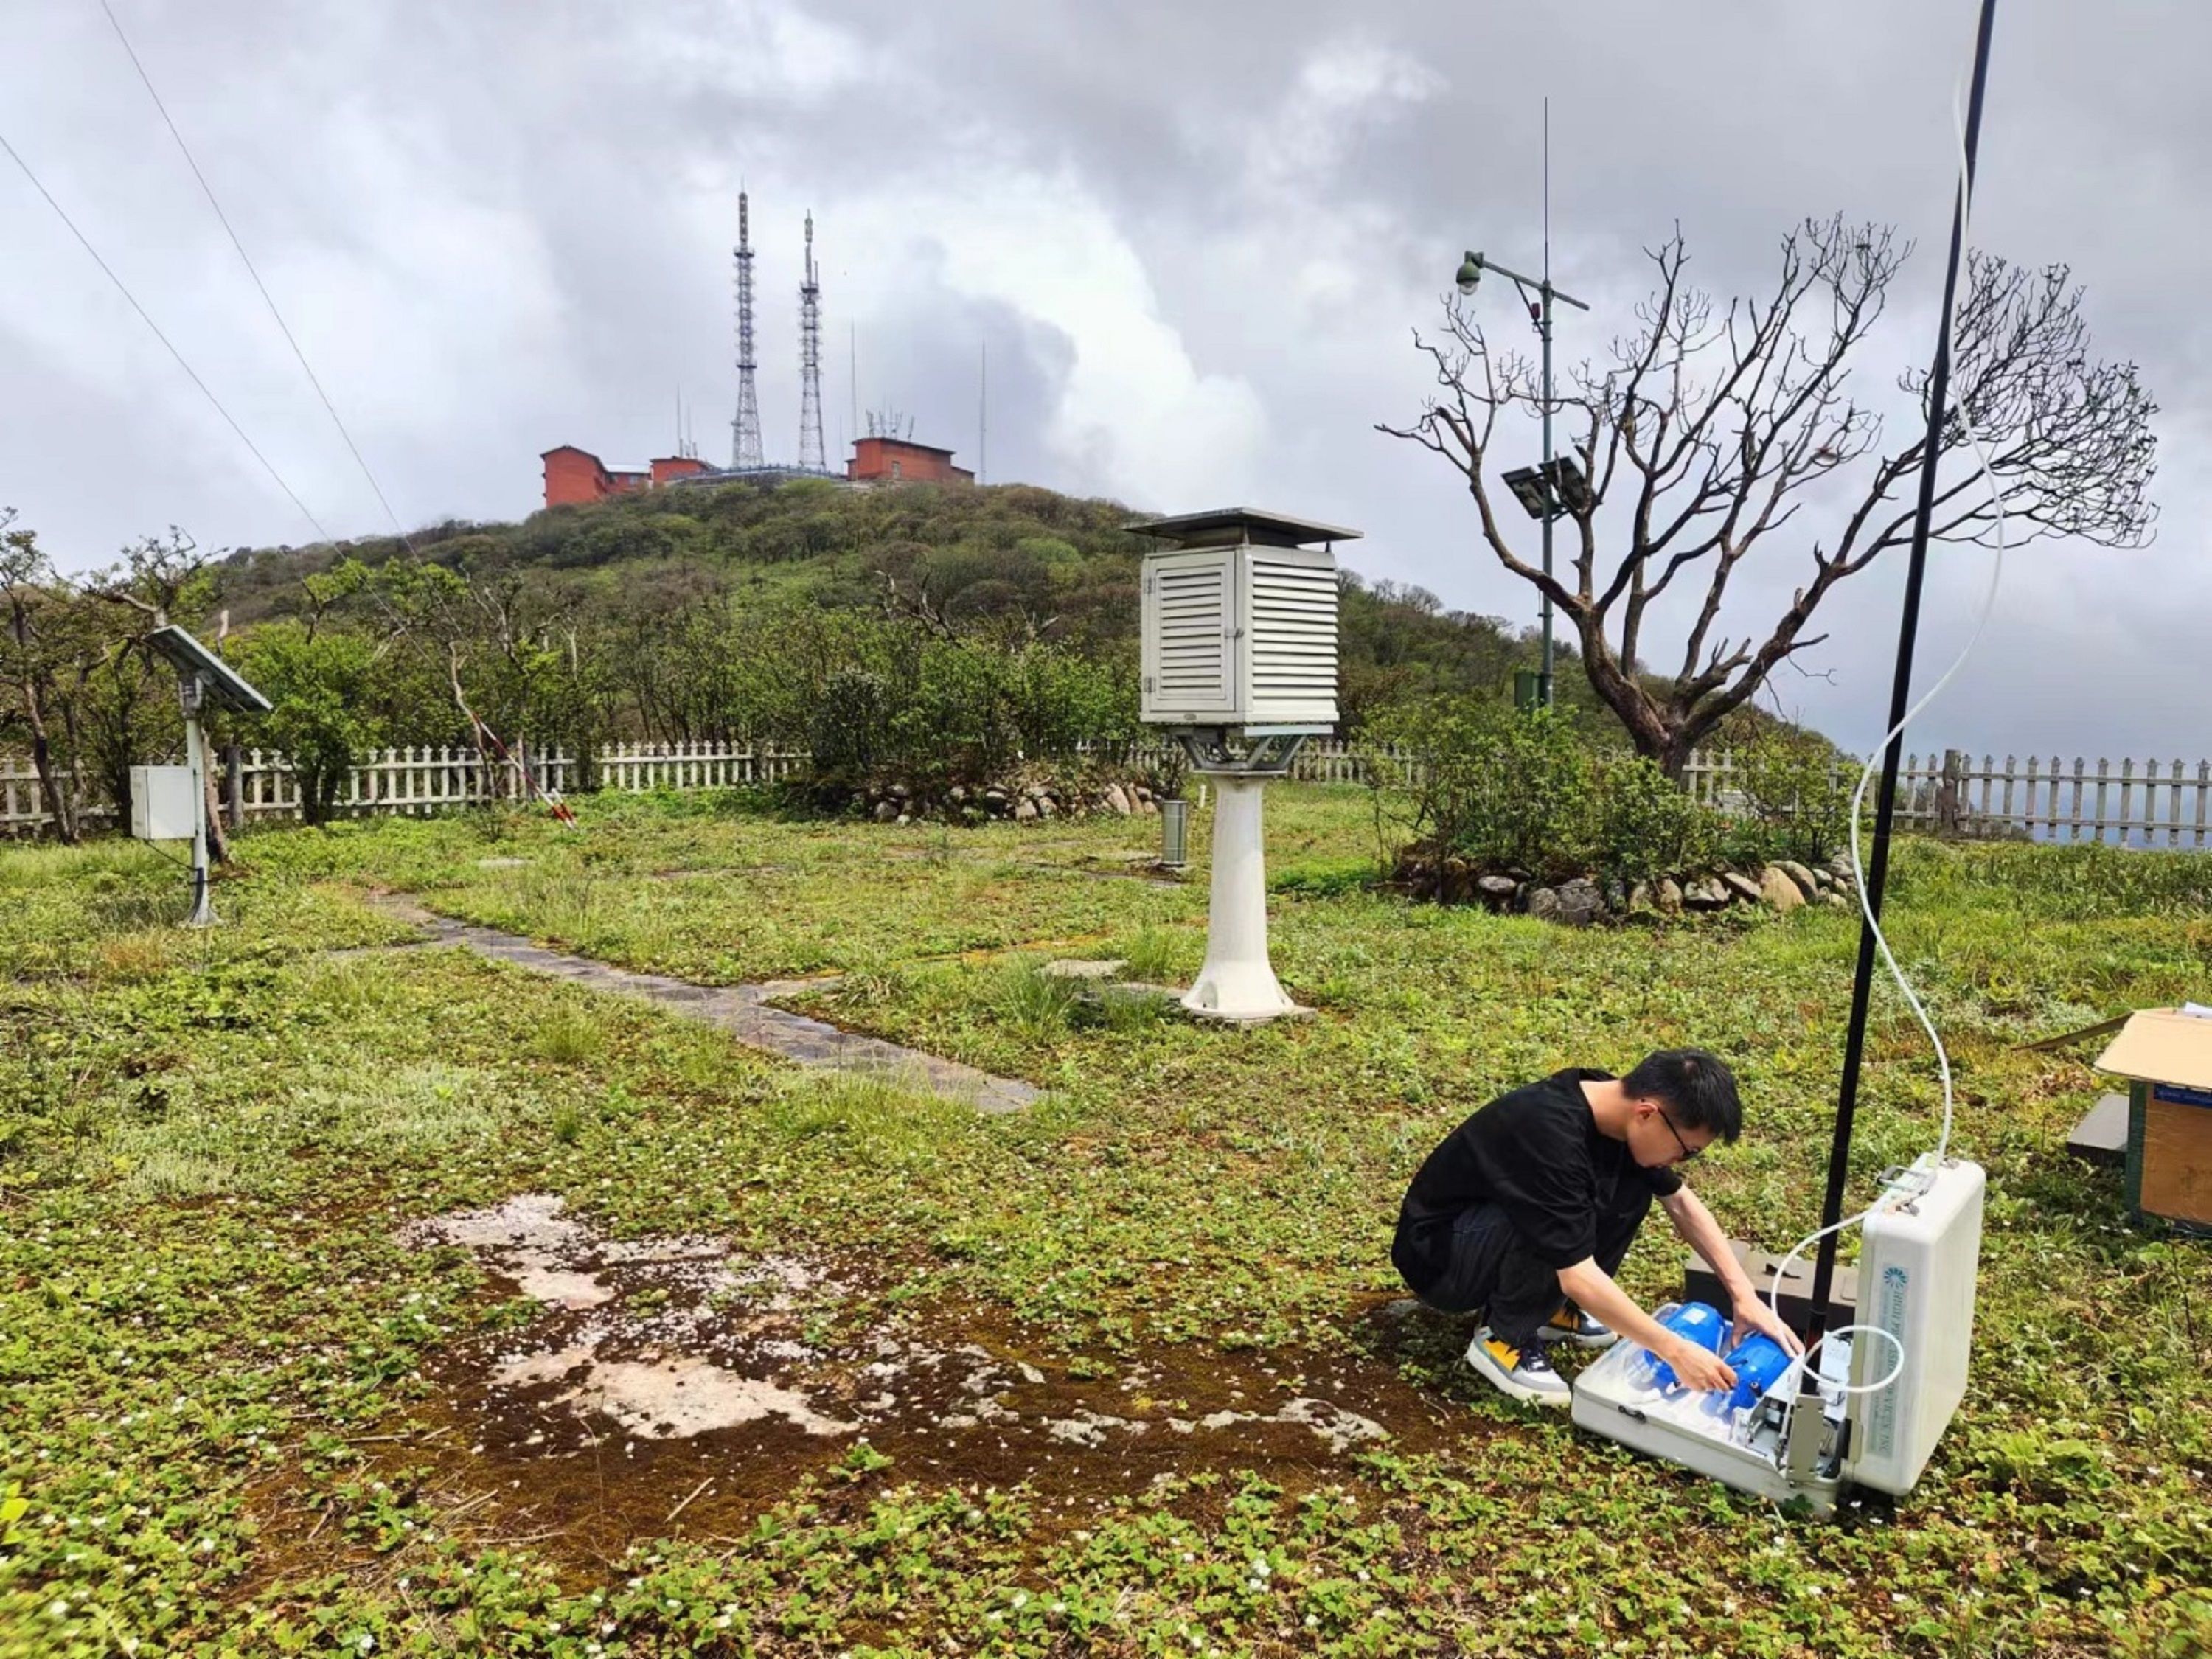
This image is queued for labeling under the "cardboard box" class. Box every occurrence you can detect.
[2093,1008,2212,1236]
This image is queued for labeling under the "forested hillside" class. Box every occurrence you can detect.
[209,475,1615,743]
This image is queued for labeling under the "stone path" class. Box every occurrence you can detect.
[366,895,1041,1114]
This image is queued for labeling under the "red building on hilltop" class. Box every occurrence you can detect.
[846,436,974,486]
[541,446,713,508]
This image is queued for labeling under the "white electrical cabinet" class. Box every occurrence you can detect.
[1848,1155,1985,1495]
[129,765,199,841]
[1133,510,1351,731]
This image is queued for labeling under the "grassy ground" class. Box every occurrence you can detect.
[3,785,2210,1657]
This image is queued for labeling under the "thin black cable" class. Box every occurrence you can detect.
[97,0,414,549]
[0,128,333,544]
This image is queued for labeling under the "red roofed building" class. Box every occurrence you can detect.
[847,437,974,487]
[542,447,718,507]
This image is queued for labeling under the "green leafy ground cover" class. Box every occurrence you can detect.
[4,787,2210,1656]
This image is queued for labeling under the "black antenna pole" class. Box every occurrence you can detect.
[1804,0,2000,1352]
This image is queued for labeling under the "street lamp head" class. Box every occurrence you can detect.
[1455,251,1484,296]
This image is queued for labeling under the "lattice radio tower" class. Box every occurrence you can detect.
[729,192,765,471]
[797,211,827,473]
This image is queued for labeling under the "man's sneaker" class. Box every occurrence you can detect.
[1534,1305,1618,1349]
[1464,1329,1572,1407]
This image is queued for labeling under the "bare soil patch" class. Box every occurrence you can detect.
[369,1194,1470,1568]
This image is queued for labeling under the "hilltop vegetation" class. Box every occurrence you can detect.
[6,479,1814,836]
[208,476,1615,742]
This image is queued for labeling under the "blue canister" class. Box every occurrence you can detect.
[1719,1332,1795,1411]
[1635,1301,1728,1389]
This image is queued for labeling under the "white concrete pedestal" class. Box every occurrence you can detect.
[1182,774,1307,1023]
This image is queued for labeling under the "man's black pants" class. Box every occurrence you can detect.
[1397,1192,1652,1350]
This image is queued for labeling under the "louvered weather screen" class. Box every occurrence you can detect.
[1245,554,1338,726]
[1144,552,1234,720]
[1134,510,1351,731]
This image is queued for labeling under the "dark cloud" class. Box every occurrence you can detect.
[0,0,2202,756]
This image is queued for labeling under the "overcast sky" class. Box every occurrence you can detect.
[2,0,2205,760]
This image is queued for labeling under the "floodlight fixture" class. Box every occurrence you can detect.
[1501,455,1593,522]
[1447,235,1588,708]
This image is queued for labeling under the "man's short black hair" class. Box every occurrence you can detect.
[1623,1048,1742,1144]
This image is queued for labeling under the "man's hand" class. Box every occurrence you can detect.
[1730,1295,1806,1357]
[1664,1338,1736,1394]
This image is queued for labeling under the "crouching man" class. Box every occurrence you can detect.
[1391,1049,1802,1406]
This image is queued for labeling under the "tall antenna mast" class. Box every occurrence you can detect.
[731,191,763,470]
[797,211,826,472]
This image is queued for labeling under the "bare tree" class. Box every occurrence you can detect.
[1381,216,2157,775]
[0,512,87,841]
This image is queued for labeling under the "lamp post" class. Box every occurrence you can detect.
[1454,249,1588,707]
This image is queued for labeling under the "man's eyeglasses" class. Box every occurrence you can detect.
[1657,1109,1703,1162]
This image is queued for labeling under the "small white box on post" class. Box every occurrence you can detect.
[128,765,199,841]
[1131,508,1353,1024]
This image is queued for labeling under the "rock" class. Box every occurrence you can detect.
[1627,881,1655,914]
[888,782,909,801]
[1683,878,1727,911]
[1826,891,1849,908]
[1808,866,1834,891]
[1778,860,1820,901]
[1036,796,1056,818]
[1043,959,1127,981]
[1656,876,1684,916]
[872,800,900,824]
[1603,879,1628,914]
[1824,851,1855,881]
[1476,874,1520,906]
[1759,865,1805,914]
[1554,877,1605,927]
[1013,798,1038,822]
[1526,886,1562,922]
[1104,784,1133,816]
[896,813,913,826]
[1721,871,1764,904]
[949,785,967,804]
[984,786,1009,806]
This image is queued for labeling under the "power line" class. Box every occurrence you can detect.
[0,125,334,543]
[98,0,413,548]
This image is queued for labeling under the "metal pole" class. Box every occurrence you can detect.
[1539,286,1555,707]
[181,675,215,926]
[1538,96,1555,709]
[1804,0,1999,1351]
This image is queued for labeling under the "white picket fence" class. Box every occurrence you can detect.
[7,737,2212,848]
[598,740,807,793]
[1678,747,2212,848]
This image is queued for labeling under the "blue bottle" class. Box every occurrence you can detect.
[1632,1301,1728,1389]
[1719,1332,1795,1412]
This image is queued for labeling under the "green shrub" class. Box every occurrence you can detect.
[1594,757,1720,884]
[1378,701,1599,880]
[1734,728,1855,863]
[1379,698,1745,890]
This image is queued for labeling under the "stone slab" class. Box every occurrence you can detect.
[367,895,1040,1114]
[2067,1092,2129,1167]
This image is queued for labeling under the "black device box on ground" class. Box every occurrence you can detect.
[1683,1240,1857,1337]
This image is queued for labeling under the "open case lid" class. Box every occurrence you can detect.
[2093,1008,2212,1091]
